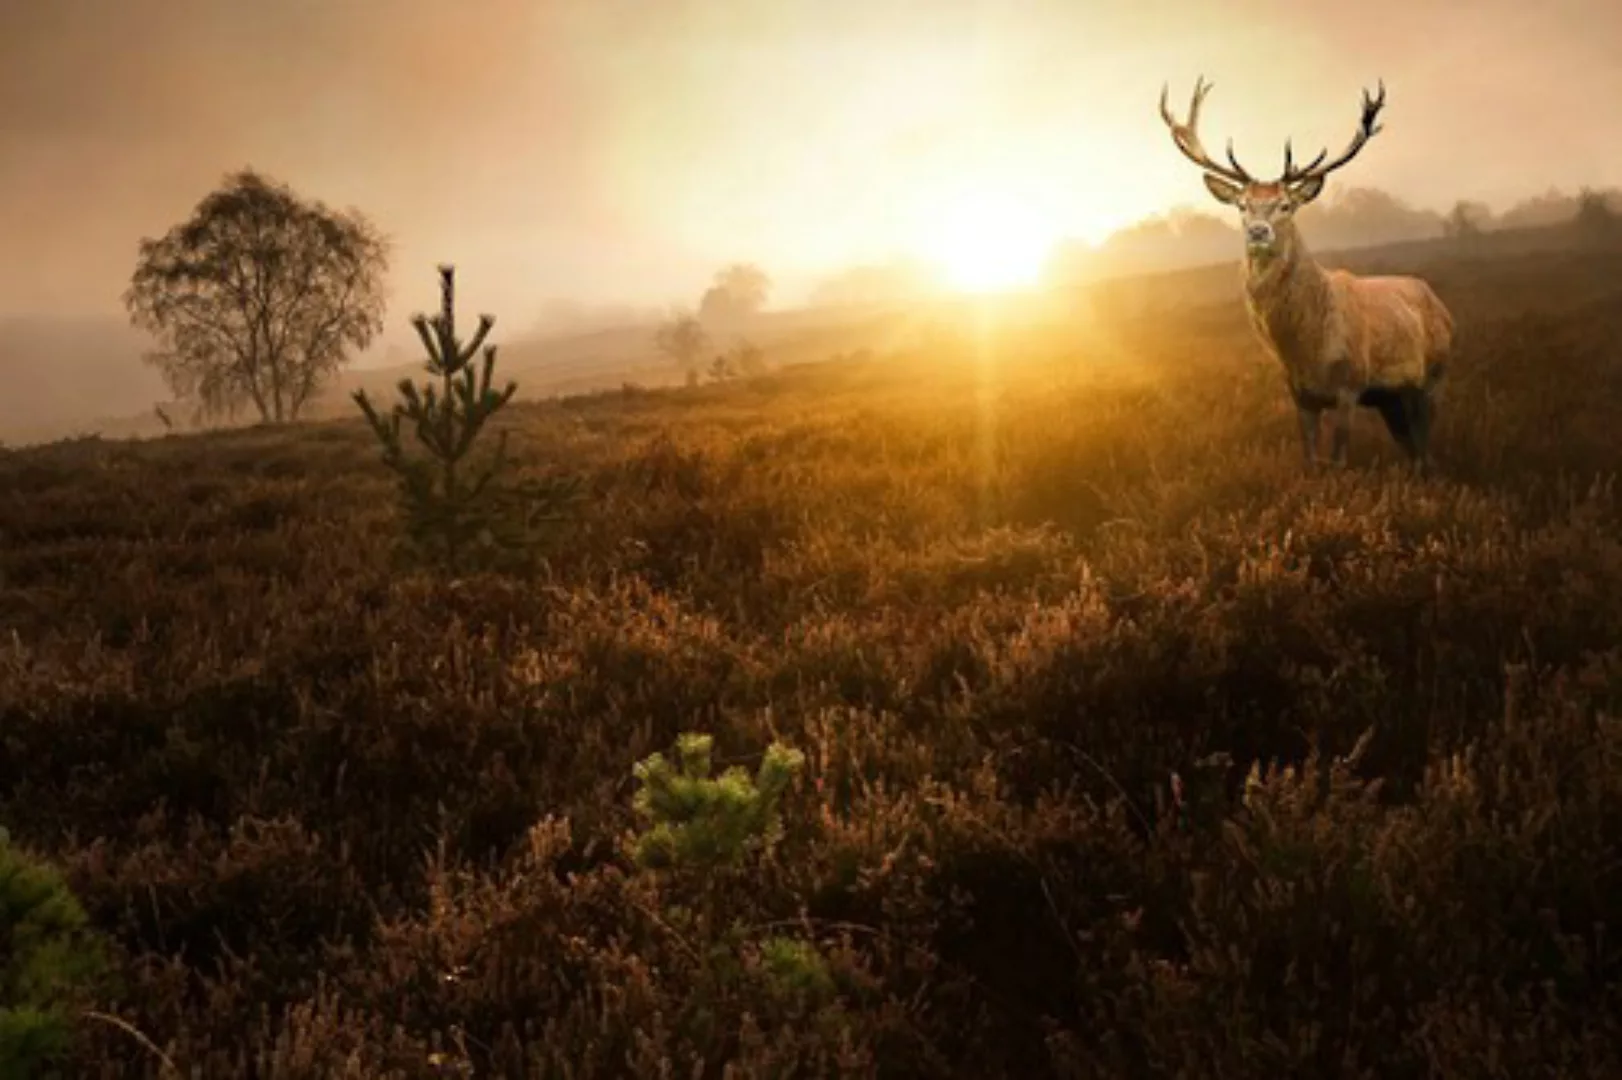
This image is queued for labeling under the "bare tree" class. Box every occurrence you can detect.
[1574,187,1619,245]
[124,169,389,424]
[654,310,709,387]
[698,263,772,323]
[1442,199,1490,241]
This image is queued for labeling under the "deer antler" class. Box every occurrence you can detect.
[1159,76,1255,185]
[1281,81,1387,187]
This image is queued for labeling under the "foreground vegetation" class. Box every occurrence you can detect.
[3,244,1622,1076]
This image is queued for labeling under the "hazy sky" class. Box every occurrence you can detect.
[3,0,1619,325]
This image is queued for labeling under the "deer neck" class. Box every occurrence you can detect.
[1241,223,1331,373]
[1243,223,1326,315]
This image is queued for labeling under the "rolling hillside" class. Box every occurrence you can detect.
[6,220,1607,448]
[3,236,1622,1075]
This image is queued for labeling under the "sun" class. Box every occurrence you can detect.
[918,191,1054,294]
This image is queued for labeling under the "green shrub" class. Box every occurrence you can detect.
[631,733,804,871]
[0,827,106,1075]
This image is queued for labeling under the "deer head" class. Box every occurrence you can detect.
[1159,77,1387,258]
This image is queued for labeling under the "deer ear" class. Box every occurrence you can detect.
[1290,176,1326,206]
[1203,174,1244,205]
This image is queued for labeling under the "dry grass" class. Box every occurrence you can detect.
[3,244,1622,1077]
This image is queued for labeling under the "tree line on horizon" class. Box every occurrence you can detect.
[1044,183,1622,287]
[506,185,1622,330]
[652,264,773,387]
[111,167,1621,434]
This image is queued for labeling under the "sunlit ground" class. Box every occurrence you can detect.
[8,234,1622,1074]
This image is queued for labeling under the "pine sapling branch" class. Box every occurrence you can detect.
[353,262,577,574]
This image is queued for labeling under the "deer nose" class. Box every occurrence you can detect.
[1246,222,1275,245]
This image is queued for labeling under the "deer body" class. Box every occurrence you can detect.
[1244,223,1454,464]
[1160,78,1455,470]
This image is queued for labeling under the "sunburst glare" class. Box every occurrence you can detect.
[918,190,1055,294]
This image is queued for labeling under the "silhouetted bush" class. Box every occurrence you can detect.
[0,826,108,1073]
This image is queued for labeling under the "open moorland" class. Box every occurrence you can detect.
[4,240,1622,1076]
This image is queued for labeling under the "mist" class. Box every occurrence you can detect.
[2,0,1619,441]
[5,0,1620,320]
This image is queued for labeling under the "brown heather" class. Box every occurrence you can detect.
[4,243,1622,1077]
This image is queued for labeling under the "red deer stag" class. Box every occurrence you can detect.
[1158,77,1454,472]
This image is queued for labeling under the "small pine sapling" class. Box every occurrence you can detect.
[630,738,838,1010]
[756,935,836,1004]
[631,733,804,871]
[354,264,578,572]
[0,826,108,1074]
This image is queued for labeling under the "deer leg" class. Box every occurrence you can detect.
[1330,400,1354,466]
[1372,391,1417,458]
[1408,388,1434,473]
[1297,406,1322,469]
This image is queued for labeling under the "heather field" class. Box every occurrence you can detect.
[4,244,1622,1077]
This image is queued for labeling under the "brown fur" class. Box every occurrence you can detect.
[1209,180,1455,469]
[1245,222,1454,402]
[1164,78,1453,469]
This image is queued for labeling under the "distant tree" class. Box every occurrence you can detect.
[1094,208,1240,275]
[1442,199,1491,240]
[1295,186,1444,249]
[1498,187,1578,231]
[655,311,709,387]
[702,339,768,384]
[1574,187,1619,244]
[729,339,767,377]
[698,263,772,323]
[124,169,388,424]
